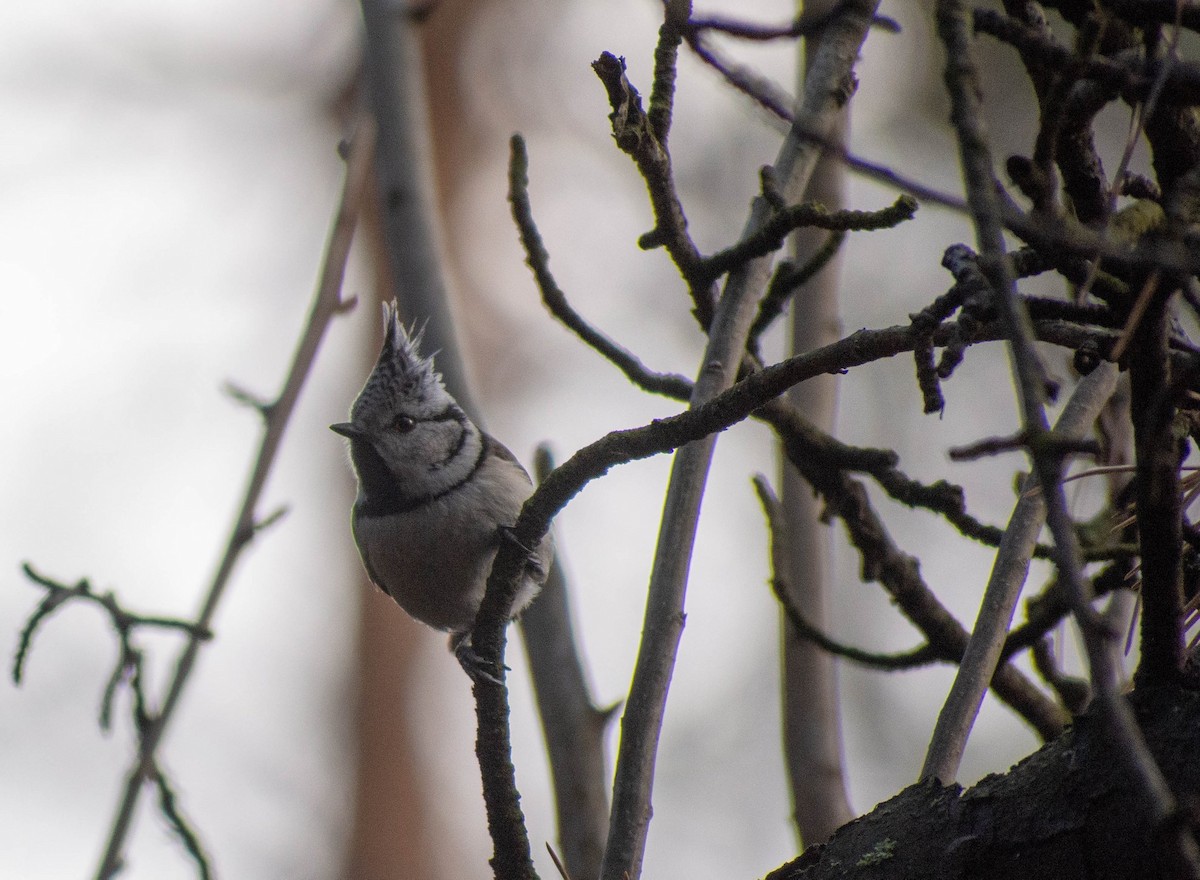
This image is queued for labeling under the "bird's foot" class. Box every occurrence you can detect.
[498,524,532,554]
[498,525,545,580]
[450,631,506,686]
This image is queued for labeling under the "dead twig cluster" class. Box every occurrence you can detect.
[472,0,1200,877]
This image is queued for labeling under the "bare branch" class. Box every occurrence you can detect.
[773,25,858,836]
[689,5,901,41]
[507,134,692,399]
[934,2,1198,870]
[1130,278,1188,686]
[699,194,916,283]
[769,406,1069,740]
[591,49,714,327]
[152,763,211,880]
[921,362,1119,785]
[517,447,612,880]
[14,564,210,691]
[755,476,940,672]
[973,8,1200,106]
[748,231,844,353]
[92,119,372,880]
[600,6,882,876]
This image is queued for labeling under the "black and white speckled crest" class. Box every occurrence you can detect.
[348,301,451,425]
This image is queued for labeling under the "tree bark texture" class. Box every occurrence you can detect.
[767,685,1200,880]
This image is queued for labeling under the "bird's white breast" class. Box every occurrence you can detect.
[353,447,550,632]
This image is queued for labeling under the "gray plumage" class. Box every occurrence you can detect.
[331,302,551,660]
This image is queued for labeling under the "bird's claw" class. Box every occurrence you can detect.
[498,525,545,580]
[451,632,507,686]
[498,524,532,554]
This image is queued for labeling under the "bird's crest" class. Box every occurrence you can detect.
[350,301,449,423]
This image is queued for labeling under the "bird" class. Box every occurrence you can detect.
[330,302,552,680]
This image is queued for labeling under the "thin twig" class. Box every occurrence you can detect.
[770,407,1068,740]
[507,134,692,399]
[921,363,1119,784]
[15,564,209,686]
[699,194,916,283]
[684,29,799,122]
[592,29,715,327]
[748,231,844,352]
[545,843,573,880]
[15,564,213,737]
[755,476,939,672]
[934,3,1199,871]
[689,4,900,41]
[152,764,212,880]
[509,216,1171,569]
[92,119,371,880]
[599,5,882,876]
[1110,270,1163,362]
[948,430,1099,462]
[517,447,612,880]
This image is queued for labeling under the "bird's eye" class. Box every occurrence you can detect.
[391,415,416,433]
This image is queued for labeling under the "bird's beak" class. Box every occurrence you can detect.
[330,422,364,440]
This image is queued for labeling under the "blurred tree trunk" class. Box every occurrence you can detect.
[338,184,458,880]
[339,4,494,878]
[341,594,447,880]
[779,0,856,848]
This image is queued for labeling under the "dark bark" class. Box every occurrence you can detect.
[767,685,1200,880]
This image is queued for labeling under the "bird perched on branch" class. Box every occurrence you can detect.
[331,302,551,680]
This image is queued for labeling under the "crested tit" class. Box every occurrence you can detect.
[331,303,551,678]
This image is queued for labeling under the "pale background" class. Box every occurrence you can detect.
[1,2,1124,877]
